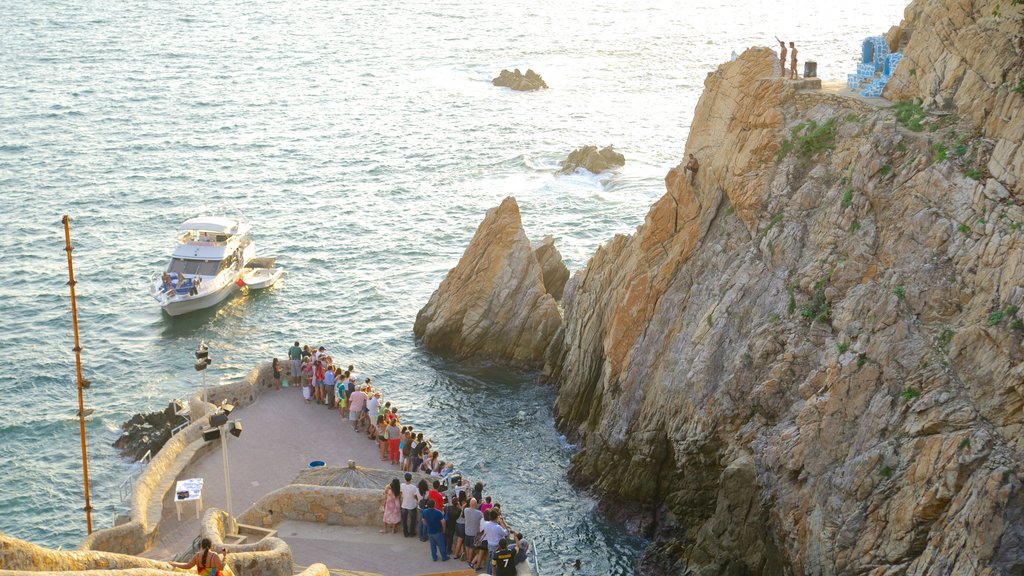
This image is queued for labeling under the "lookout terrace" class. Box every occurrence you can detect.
[0,363,531,576]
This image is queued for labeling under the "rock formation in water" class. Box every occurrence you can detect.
[414,197,563,368]
[544,1,1024,573]
[113,401,186,462]
[533,235,570,301]
[559,145,625,174]
[492,68,548,91]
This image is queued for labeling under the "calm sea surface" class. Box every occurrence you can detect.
[0,0,904,571]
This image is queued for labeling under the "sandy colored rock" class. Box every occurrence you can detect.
[558,145,626,175]
[532,236,570,301]
[549,37,1024,576]
[414,197,562,368]
[884,0,1023,192]
[492,68,548,91]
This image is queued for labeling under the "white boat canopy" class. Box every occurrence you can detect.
[178,216,243,234]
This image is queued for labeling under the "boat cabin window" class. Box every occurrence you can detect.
[167,258,219,277]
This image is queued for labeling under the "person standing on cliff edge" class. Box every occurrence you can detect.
[790,42,798,80]
[776,37,787,77]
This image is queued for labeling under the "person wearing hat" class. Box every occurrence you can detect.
[400,472,419,537]
[348,386,368,431]
[367,391,381,428]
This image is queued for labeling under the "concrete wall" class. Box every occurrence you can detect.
[200,509,291,576]
[0,533,178,574]
[237,484,383,529]
[1,529,330,576]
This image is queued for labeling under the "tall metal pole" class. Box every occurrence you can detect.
[62,215,93,535]
[219,427,233,526]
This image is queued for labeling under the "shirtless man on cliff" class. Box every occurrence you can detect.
[684,153,699,182]
[776,37,787,77]
[790,42,798,80]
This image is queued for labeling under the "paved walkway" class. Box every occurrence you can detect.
[143,385,416,566]
[819,80,895,108]
[279,521,490,576]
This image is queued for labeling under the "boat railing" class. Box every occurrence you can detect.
[177,232,240,247]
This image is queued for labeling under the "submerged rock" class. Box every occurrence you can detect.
[414,197,563,368]
[558,145,625,175]
[492,68,548,91]
[113,401,186,461]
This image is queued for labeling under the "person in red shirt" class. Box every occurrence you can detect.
[428,480,445,512]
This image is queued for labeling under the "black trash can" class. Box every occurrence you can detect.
[804,61,818,78]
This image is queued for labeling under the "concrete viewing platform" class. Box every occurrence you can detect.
[138,382,528,576]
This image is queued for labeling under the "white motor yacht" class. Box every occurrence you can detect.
[150,216,256,316]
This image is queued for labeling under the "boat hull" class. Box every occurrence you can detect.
[160,279,241,316]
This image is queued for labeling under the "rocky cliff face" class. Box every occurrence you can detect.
[885,0,1023,191]
[547,4,1024,573]
[414,197,563,368]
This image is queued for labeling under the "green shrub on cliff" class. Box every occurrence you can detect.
[841,188,854,208]
[894,101,927,132]
[777,119,838,164]
[901,387,922,401]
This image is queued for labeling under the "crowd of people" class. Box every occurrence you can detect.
[273,341,530,575]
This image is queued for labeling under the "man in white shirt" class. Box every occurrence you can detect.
[367,393,380,421]
[400,472,420,538]
[480,509,509,574]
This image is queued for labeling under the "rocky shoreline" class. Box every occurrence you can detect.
[416,0,1024,572]
[113,401,187,462]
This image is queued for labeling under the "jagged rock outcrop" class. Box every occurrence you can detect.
[533,236,570,301]
[492,68,548,91]
[548,6,1024,573]
[414,197,563,368]
[884,0,1023,191]
[559,145,625,174]
[113,401,186,461]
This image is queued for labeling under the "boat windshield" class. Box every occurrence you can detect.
[167,258,221,277]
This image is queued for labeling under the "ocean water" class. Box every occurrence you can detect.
[0,0,906,571]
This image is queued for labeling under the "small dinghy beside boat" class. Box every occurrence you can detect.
[241,267,283,290]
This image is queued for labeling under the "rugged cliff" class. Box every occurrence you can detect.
[548,1,1024,574]
[414,196,563,368]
